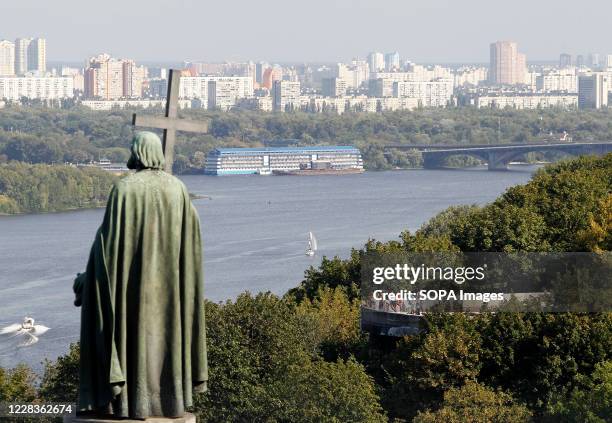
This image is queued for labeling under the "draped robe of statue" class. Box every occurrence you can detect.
[73,131,208,419]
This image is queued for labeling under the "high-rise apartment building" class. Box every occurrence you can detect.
[367,52,385,73]
[255,62,268,84]
[262,67,282,89]
[207,77,254,110]
[272,80,301,112]
[122,60,147,98]
[384,52,400,71]
[28,38,46,73]
[0,40,15,76]
[14,38,46,75]
[489,41,527,85]
[14,38,30,75]
[588,53,601,68]
[84,54,146,99]
[578,73,609,109]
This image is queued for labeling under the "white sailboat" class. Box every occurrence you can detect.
[306,231,318,256]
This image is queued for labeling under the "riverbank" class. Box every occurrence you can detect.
[0,163,117,215]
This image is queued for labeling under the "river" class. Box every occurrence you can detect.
[0,166,538,370]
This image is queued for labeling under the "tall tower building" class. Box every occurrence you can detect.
[559,53,573,68]
[27,38,46,73]
[84,54,130,99]
[384,52,400,71]
[0,40,15,76]
[588,53,600,68]
[367,52,385,73]
[578,73,609,109]
[489,41,526,85]
[14,38,46,74]
[15,38,32,75]
[122,60,147,98]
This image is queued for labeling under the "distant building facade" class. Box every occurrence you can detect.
[178,76,253,109]
[321,77,347,97]
[472,93,577,109]
[385,52,400,71]
[489,41,527,85]
[14,38,46,75]
[559,53,573,68]
[393,79,454,107]
[536,68,578,92]
[0,76,73,101]
[578,73,609,109]
[367,52,385,73]
[205,146,363,175]
[272,80,301,111]
[0,40,15,76]
[84,54,146,99]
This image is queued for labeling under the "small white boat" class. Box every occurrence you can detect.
[257,168,272,176]
[0,317,50,346]
[306,231,318,256]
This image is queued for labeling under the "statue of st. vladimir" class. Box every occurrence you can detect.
[73,131,208,419]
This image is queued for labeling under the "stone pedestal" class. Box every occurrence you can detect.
[64,412,196,423]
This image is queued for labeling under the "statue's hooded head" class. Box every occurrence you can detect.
[127,131,166,170]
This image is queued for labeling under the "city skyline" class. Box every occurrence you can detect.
[2,0,612,63]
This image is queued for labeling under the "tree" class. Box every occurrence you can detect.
[294,286,364,360]
[0,364,37,402]
[275,358,387,423]
[548,360,612,422]
[413,381,532,423]
[38,343,80,402]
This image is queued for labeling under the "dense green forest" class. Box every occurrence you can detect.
[1,154,610,422]
[2,105,612,171]
[0,163,116,214]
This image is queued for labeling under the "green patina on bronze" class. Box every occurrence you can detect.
[73,131,208,419]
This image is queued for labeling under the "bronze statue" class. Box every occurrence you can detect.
[73,131,207,419]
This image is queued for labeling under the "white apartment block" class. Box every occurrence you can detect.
[474,94,578,109]
[81,99,192,111]
[536,68,578,92]
[378,97,420,111]
[272,80,301,112]
[0,76,74,101]
[393,79,454,107]
[179,76,253,109]
[335,62,369,89]
[0,40,15,76]
[346,96,379,113]
[307,97,348,114]
[371,65,452,83]
[454,67,488,87]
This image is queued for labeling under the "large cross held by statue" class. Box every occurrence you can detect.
[132,69,209,174]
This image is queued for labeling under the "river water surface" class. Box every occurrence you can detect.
[0,166,538,369]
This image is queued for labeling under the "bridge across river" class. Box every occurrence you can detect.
[384,142,612,170]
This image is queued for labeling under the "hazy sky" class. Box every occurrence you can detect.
[2,0,610,63]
